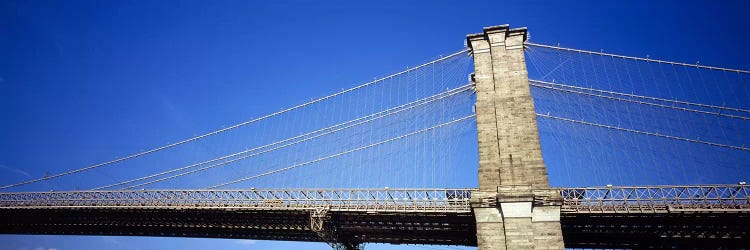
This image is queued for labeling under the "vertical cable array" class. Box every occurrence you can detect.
[1,49,478,191]
[525,43,750,187]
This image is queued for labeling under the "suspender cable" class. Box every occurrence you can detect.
[98,85,474,190]
[0,49,469,190]
[530,79,750,114]
[537,113,749,151]
[206,114,476,189]
[530,81,750,120]
[526,42,750,74]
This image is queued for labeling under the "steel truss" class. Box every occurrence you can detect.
[0,185,748,248]
[560,184,749,213]
[0,188,473,213]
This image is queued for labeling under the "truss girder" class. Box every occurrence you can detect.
[1,185,748,248]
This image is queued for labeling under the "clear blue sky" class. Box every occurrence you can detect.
[1,0,749,249]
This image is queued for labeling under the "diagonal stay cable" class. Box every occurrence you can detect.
[537,113,749,151]
[530,79,750,114]
[206,114,476,189]
[526,42,750,74]
[110,85,475,190]
[0,49,469,190]
[530,81,750,120]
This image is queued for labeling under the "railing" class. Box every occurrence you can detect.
[560,184,750,213]
[0,188,474,213]
[1,185,748,214]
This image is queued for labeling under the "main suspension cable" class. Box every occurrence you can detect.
[0,49,469,190]
[206,114,476,189]
[537,113,749,151]
[529,79,750,114]
[100,84,474,190]
[530,81,750,120]
[526,42,750,74]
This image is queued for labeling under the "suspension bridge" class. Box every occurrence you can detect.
[1,24,748,249]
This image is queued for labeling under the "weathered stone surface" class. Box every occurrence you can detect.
[500,202,532,218]
[468,24,563,250]
[474,207,507,250]
[531,206,560,222]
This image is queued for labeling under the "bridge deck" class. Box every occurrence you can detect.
[1,185,748,248]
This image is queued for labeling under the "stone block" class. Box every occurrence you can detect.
[467,24,563,250]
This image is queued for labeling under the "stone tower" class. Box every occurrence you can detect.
[467,24,564,250]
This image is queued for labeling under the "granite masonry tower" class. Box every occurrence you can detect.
[467,25,565,250]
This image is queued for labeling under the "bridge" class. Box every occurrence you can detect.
[1,25,749,249]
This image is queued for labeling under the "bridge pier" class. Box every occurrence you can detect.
[310,207,361,250]
[467,25,564,250]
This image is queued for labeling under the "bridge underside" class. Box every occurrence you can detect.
[2,207,748,248]
[0,207,477,246]
[562,212,750,249]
